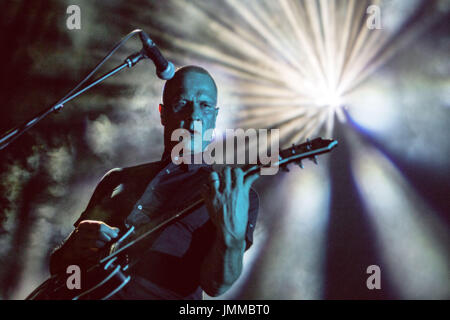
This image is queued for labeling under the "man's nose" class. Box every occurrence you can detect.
[183,102,203,130]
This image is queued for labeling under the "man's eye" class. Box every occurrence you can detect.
[201,103,213,109]
[173,101,186,111]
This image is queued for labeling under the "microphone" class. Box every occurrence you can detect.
[139,31,175,80]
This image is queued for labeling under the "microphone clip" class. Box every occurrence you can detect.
[125,51,146,68]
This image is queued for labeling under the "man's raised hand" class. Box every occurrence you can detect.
[202,166,259,248]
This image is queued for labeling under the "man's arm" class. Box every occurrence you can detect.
[49,169,121,275]
[200,233,246,296]
[200,167,259,296]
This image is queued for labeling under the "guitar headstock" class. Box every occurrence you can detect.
[242,137,338,175]
[277,137,338,171]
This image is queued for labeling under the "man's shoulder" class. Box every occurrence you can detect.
[99,160,163,184]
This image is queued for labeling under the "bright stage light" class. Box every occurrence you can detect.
[314,90,343,110]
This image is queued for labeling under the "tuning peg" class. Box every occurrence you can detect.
[310,156,318,165]
[291,143,296,154]
[297,160,304,169]
[306,138,312,150]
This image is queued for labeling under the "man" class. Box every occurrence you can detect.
[49,65,260,299]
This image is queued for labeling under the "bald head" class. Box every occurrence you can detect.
[162,65,217,105]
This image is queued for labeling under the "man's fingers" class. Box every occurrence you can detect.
[98,232,112,243]
[232,168,244,187]
[244,171,260,189]
[79,232,110,242]
[77,220,103,230]
[99,223,120,239]
[78,220,119,239]
[209,171,220,192]
[224,166,231,191]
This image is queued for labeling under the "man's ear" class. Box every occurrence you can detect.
[160,104,167,126]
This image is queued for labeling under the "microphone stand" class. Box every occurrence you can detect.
[0,51,146,151]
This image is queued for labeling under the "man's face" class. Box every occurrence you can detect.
[162,71,218,153]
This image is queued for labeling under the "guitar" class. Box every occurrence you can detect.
[25,137,338,300]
